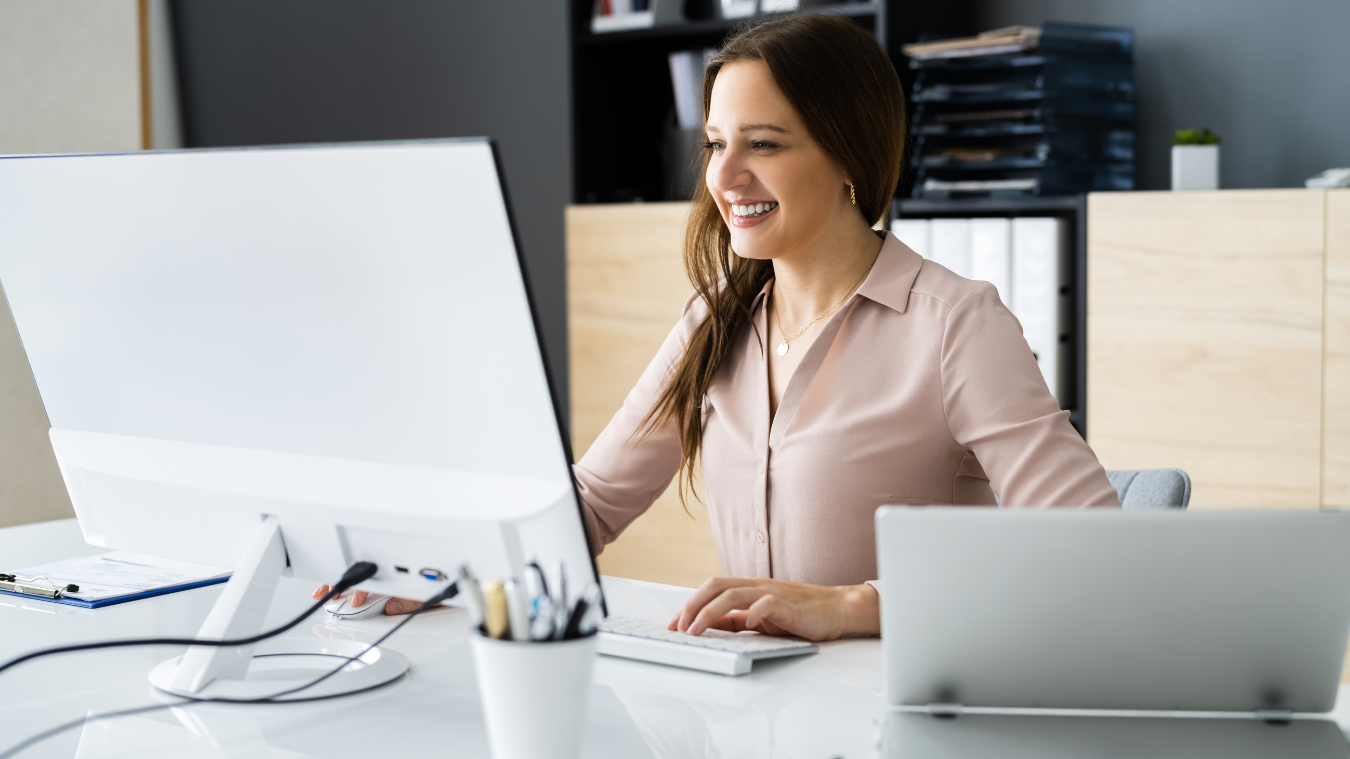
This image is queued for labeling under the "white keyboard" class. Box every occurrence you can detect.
[596,615,818,676]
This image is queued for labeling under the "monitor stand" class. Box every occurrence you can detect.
[148,515,409,701]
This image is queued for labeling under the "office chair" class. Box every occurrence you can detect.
[1106,469,1191,510]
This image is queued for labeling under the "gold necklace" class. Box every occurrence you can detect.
[772,265,871,357]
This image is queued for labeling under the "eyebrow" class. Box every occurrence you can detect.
[705,123,792,135]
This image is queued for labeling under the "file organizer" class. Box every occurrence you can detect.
[906,22,1135,200]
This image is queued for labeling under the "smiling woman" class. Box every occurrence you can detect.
[644,17,907,503]
[335,14,1120,639]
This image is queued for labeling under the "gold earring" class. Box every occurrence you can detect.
[849,184,856,205]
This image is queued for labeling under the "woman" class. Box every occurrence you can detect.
[321,15,1120,635]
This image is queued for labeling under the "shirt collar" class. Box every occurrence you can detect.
[856,231,922,314]
[749,231,923,315]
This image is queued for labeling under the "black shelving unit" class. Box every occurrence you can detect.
[568,0,973,203]
[905,22,1136,201]
[894,194,1089,438]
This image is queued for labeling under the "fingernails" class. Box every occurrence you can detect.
[387,601,402,614]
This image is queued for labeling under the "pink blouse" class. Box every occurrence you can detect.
[574,232,1120,586]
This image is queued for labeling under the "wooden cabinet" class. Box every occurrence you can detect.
[565,202,722,588]
[1087,190,1333,509]
[1089,189,1350,508]
[1324,191,1350,505]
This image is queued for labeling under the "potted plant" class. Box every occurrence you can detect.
[1171,128,1220,191]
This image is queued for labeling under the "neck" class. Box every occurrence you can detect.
[771,216,883,330]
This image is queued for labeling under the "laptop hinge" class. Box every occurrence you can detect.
[925,703,963,719]
[1253,709,1293,724]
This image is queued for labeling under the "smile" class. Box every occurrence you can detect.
[732,202,778,218]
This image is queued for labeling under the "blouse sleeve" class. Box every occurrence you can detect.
[939,282,1120,508]
[572,292,707,553]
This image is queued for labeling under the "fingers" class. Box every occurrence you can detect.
[312,585,332,600]
[384,597,420,616]
[676,577,758,632]
[350,590,369,607]
[689,587,768,635]
[703,610,753,632]
[742,594,782,632]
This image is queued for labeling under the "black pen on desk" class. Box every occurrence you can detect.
[562,583,602,640]
[562,598,588,640]
[576,584,603,636]
[526,560,549,601]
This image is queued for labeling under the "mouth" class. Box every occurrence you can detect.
[728,201,779,228]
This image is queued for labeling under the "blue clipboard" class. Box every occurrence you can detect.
[0,576,230,609]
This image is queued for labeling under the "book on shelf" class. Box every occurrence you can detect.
[669,49,716,130]
[591,0,655,33]
[903,26,1042,60]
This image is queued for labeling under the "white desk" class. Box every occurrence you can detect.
[5,519,1350,759]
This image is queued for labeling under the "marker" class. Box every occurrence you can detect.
[482,580,509,640]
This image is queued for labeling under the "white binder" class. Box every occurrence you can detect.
[969,218,1012,309]
[890,218,931,259]
[929,218,972,279]
[1011,217,1067,402]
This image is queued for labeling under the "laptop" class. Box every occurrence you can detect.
[875,508,1350,716]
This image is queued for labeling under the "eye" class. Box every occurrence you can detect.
[704,141,725,153]
[751,141,780,152]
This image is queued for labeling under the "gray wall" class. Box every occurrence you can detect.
[977,0,1350,190]
[172,0,574,415]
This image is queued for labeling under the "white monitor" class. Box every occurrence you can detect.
[0,139,598,697]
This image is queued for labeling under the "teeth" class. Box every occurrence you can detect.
[732,202,777,217]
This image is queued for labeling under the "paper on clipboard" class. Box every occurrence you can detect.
[12,551,230,602]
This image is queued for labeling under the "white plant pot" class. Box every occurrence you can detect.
[1171,144,1219,191]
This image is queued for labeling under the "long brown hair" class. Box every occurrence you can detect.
[637,14,906,504]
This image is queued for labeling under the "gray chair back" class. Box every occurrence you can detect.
[1106,469,1191,510]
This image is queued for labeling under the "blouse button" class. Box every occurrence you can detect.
[755,531,765,544]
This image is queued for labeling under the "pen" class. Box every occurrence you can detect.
[530,595,556,641]
[552,561,568,641]
[563,597,588,639]
[482,580,509,640]
[526,560,549,601]
[458,565,486,631]
[575,583,603,637]
[562,583,603,639]
[503,578,530,641]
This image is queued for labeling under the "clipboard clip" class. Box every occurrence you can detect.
[0,574,79,598]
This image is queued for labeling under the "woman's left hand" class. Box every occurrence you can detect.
[668,577,879,642]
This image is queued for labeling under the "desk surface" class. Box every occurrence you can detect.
[5,519,1350,759]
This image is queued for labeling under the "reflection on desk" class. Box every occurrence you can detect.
[880,712,1350,758]
[10,519,1350,759]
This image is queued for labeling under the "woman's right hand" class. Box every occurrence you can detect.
[312,585,421,615]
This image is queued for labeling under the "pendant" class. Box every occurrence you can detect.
[777,341,789,357]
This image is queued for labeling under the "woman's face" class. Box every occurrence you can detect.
[704,60,852,261]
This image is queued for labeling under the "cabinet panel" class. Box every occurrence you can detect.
[565,202,722,587]
[1324,190,1350,506]
[1087,191,1325,508]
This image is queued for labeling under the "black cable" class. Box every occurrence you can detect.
[0,561,378,678]
[0,580,460,759]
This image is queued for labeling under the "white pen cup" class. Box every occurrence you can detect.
[470,633,598,759]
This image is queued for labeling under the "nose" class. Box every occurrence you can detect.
[707,144,750,197]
